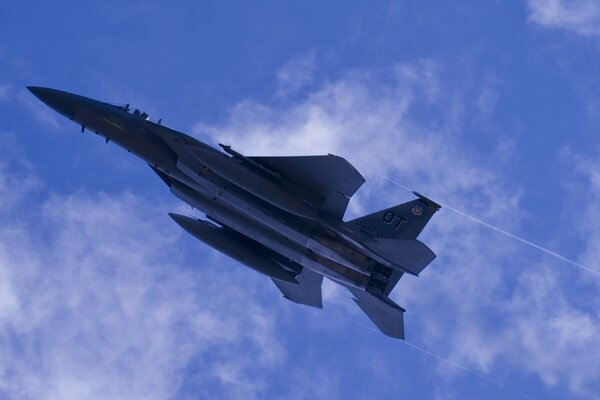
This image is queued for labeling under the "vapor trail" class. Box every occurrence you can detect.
[401,340,535,400]
[386,178,600,277]
[358,323,534,399]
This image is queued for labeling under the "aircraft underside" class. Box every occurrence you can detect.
[28,86,442,340]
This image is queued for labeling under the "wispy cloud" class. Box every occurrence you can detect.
[194,59,513,218]
[5,53,599,398]
[526,0,600,37]
[276,51,317,98]
[0,146,285,399]
[0,133,41,211]
[503,264,600,395]
[194,58,600,397]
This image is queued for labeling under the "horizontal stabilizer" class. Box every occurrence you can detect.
[349,288,405,339]
[364,239,436,276]
[273,267,324,308]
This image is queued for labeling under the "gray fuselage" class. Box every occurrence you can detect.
[33,88,383,291]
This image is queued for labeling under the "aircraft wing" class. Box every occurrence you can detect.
[272,267,324,308]
[249,154,365,220]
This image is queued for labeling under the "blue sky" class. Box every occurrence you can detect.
[2,1,600,399]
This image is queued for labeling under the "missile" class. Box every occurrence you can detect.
[183,145,319,220]
[169,213,298,284]
[218,143,282,180]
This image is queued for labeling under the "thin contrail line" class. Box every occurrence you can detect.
[401,340,535,400]
[357,322,534,400]
[386,178,600,277]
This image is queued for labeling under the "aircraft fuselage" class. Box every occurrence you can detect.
[29,87,380,291]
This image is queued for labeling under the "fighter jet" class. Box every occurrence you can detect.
[28,86,441,340]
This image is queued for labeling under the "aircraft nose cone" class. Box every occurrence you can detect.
[27,86,83,119]
[27,86,53,99]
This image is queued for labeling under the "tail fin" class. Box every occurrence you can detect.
[346,191,441,241]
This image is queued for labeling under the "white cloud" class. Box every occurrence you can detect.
[195,60,512,219]
[503,266,600,395]
[0,133,41,211]
[5,54,600,398]
[0,148,285,399]
[526,0,600,37]
[276,51,317,98]
[194,59,600,397]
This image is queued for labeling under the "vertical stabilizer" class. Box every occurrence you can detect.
[346,192,441,241]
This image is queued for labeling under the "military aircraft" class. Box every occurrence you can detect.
[28,86,440,340]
